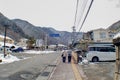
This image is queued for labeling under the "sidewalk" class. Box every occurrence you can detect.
[48,52,83,80]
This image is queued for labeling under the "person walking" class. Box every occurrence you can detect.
[67,50,72,63]
[61,50,67,63]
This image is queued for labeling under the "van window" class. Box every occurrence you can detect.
[89,47,96,51]
[107,47,115,52]
[89,46,115,52]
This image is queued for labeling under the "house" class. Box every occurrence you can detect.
[16,38,28,47]
[86,28,116,42]
[0,35,14,44]
[75,28,116,51]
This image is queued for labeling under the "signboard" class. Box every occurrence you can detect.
[49,34,60,37]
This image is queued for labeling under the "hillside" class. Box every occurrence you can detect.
[108,20,120,33]
[12,19,74,45]
[1,12,120,45]
[0,12,75,45]
[0,12,27,41]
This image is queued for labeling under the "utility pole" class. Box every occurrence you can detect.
[72,26,76,44]
[3,26,7,57]
[45,34,48,50]
[113,35,120,80]
[3,24,9,58]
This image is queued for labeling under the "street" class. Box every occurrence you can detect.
[0,52,61,80]
[0,51,116,80]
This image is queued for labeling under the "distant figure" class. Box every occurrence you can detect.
[61,50,67,63]
[67,50,72,63]
[79,55,83,62]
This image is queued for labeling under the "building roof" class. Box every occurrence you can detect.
[88,28,106,32]
[0,35,13,40]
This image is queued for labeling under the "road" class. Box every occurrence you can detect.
[0,51,116,80]
[0,52,61,80]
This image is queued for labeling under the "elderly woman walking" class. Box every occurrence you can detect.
[61,50,67,63]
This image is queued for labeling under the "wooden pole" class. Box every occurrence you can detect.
[115,46,120,80]
[3,26,7,58]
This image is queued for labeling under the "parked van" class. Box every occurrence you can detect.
[86,45,116,62]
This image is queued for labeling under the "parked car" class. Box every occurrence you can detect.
[12,47,24,52]
[0,47,12,54]
[86,45,116,62]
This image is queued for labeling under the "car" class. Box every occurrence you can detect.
[86,45,116,62]
[0,47,12,54]
[12,47,24,52]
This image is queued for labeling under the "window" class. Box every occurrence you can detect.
[89,47,96,51]
[100,32,106,39]
[89,46,115,52]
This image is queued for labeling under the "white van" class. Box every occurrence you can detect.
[86,45,116,62]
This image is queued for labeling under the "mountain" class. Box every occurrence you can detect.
[1,12,120,45]
[0,12,27,41]
[108,20,120,33]
[13,19,73,45]
[12,19,46,39]
[0,12,77,45]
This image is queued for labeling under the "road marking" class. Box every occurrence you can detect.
[48,55,61,80]
[71,52,82,80]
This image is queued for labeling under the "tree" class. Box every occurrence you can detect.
[26,37,35,49]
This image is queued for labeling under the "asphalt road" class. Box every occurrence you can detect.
[0,52,61,80]
[0,51,116,80]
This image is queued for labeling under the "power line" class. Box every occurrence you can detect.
[78,0,94,32]
[72,0,79,44]
[76,0,89,31]
[72,0,94,45]
[74,0,79,27]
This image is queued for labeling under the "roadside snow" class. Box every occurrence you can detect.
[0,54,20,64]
[0,50,56,64]
[24,50,55,54]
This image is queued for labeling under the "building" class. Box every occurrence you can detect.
[16,38,28,47]
[86,28,116,42]
[0,35,14,44]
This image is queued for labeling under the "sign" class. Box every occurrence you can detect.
[49,34,60,37]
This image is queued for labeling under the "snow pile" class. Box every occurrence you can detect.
[0,54,20,64]
[81,58,89,65]
[24,50,55,54]
[78,58,89,65]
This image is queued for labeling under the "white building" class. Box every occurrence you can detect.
[87,28,116,42]
[0,35,14,44]
[16,38,28,47]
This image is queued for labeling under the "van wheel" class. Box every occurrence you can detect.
[92,57,99,62]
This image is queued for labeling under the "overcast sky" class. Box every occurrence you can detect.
[0,0,120,32]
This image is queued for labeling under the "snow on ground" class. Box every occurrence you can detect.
[23,50,56,54]
[0,54,20,64]
[0,50,56,64]
[78,58,97,65]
